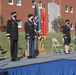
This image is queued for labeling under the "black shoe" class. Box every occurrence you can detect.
[65,52,70,54]
[27,56,32,59]
[11,59,17,62]
[32,56,36,58]
[11,58,20,62]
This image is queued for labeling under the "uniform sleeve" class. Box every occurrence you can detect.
[63,26,66,37]
[6,20,11,37]
[24,22,29,36]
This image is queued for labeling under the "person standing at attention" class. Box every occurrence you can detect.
[6,11,19,61]
[63,19,71,54]
[24,14,36,59]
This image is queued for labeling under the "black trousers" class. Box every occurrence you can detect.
[10,39,18,59]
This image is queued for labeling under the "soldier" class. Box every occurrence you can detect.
[63,19,71,54]
[24,14,36,58]
[6,11,19,61]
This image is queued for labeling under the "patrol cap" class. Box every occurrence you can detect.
[11,11,16,15]
[28,14,33,18]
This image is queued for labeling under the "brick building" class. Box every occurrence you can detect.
[0,0,76,32]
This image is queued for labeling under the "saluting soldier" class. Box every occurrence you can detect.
[24,14,36,59]
[6,11,19,61]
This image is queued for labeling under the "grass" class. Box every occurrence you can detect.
[0,32,75,58]
[44,32,76,52]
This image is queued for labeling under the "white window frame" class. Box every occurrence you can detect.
[38,2,42,9]
[65,6,69,12]
[16,0,21,6]
[9,0,13,5]
[70,7,73,13]
[32,0,35,8]
[17,21,22,28]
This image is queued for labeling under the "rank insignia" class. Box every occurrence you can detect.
[12,22,14,27]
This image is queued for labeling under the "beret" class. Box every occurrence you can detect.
[11,11,16,15]
[28,14,33,18]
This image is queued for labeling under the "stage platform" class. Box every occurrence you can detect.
[0,51,76,75]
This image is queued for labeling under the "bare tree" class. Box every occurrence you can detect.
[0,15,4,26]
[51,17,65,32]
[0,15,6,32]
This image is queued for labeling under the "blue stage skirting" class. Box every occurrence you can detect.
[0,59,76,75]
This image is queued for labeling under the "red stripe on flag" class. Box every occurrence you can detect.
[40,7,46,42]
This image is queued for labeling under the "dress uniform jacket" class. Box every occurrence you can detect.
[63,25,71,44]
[6,18,18,40]
[63,25,71,39]
[24,20,35,40]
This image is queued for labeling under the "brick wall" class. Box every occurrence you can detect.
[0,0,76,32]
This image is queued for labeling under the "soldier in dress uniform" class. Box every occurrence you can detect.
[6,11,19,61]
[24,14,36,58]
[63,19,71,54]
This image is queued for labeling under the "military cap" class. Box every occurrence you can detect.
[28,14,33,18]
[65,19,70,23]
[11,11,16,15]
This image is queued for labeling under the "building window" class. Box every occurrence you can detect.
[16,0,21,6]
[17,21,22,28]
[9,0,13,5]
[65,6,68,12]
[38,1,42,9]
[32,0,35,8]
[70,6,73,13]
